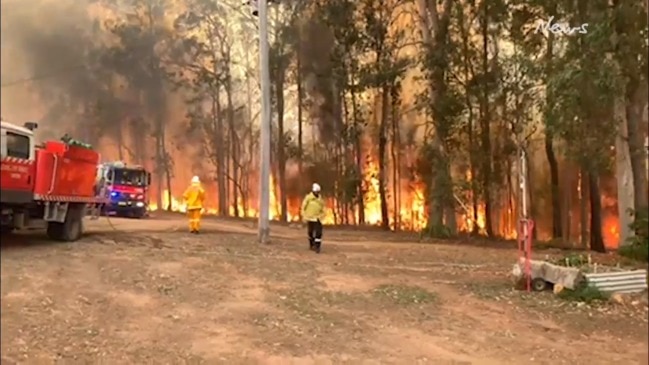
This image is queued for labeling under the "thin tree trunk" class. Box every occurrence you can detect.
[588,171,606,252]
[225,68,239,218]
[579,169,589,248]
[480,1,494,237]
[275,68,288,222]
[457,0,479,235]
[543,0,563,240]
[214,88,227,216]
[627,83,649,216]
[390,83,400,230]
[545,132,562,239]
[297,48,304,208]
[506,158,514,236]
[350,70,365,225]
[613,77,635,246]
[563,170,574,244]
[244,45,253,217]
[378,86,390,230]
[160,126,172,211]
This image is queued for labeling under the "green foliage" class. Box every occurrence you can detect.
[628,207,649,242]
[618,208,649,263]
[618,243,649,263]
[554,253,589,267]
[558,283,610,304]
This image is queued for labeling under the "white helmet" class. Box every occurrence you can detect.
[312,183,321,192]
[191,175,200,184]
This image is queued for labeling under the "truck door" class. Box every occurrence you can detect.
[0,127,35,203]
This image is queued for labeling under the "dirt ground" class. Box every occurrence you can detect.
[2,214,648,365]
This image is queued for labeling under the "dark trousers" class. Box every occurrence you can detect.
[307,220,323,248]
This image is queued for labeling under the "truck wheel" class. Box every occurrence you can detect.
[531,278,548,292]
[47,204,84,242]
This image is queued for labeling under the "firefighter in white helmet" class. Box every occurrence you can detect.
[183,175,206,234]
[300,183,326,253]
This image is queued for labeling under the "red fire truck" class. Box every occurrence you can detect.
[0,120,106,241]
[97,161,151,218]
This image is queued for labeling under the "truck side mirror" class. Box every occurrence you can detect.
[24,122,39,131]
[147,172,152,186]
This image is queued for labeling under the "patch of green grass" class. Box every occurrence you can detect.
[371,284,437,305]
[558,284,610,304]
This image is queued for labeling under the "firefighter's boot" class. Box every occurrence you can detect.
[314,238,321,254]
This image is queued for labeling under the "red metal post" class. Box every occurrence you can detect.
[517,219,535,292]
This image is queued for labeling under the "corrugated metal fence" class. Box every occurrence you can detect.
[584,270,648,294]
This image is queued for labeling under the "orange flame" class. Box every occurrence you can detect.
[148,162,521,238]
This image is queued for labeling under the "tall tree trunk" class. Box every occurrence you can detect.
[275,69,288,222]
[480,1,494,237]
[627,83,649,217]
[214,87,227,216]
[613,76,635,246]
[390,83,400,230]
[244,45,254,217]
[506,159,517,238]
[545,133,562,238]
[223,123,231,212]
[544,14,563,239]
[524,150,538,239]
[614,0,649,225]
[159,125,172,211]
[588,171,606,252]
[458,6,478,235]
[416,0,454,235]
[563,171,574,244]
[350,68,365,225]
[378,86,390,230]
[579,169,589,248]
[297,48,304,214]
[225,68,239,218]
[155,128,163,210]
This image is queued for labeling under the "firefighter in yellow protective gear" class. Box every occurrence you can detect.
[183,175,206,234]
[301,183,326,253]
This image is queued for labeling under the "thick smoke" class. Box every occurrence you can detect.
[1,0,113,141]
[297,15,341,146]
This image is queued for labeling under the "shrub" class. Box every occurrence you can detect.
[558,283,610,303]
[619,207,649,263]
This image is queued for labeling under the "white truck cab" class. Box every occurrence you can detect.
[0,120,36,161]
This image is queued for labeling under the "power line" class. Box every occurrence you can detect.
[0,64,89,88]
